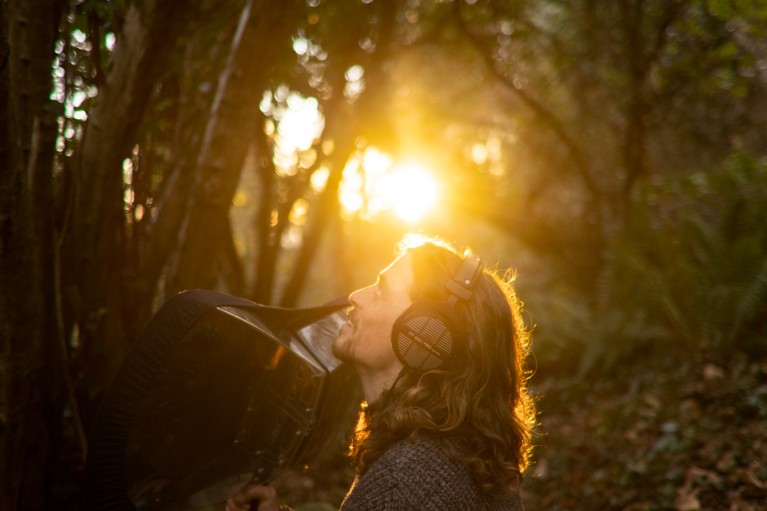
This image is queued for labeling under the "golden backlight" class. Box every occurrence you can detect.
[382,162,439,223]
[268,91,441,223]
[340,147,440,223]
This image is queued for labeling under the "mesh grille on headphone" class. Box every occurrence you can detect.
[395,314,453,371]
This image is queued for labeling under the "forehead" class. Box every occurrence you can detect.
[380,253,414,291]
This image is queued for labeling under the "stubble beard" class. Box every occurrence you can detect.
[332,329,355,365]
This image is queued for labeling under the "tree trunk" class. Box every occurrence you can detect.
[63,0,203,425]
[252,128,280,303]
[168,0,305,294]
[0,0,66,509]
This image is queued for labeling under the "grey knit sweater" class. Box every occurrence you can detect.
[338,438,524,511]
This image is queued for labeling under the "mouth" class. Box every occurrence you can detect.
[346,308,358,329]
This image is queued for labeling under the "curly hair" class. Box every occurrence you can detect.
[349,235,536,492]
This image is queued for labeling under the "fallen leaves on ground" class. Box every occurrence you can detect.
[521,354,767,510]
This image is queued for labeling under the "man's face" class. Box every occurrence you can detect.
[333,253,414,373]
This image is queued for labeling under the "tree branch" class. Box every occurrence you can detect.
[453,1,602,200]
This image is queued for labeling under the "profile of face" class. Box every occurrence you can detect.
[333,253,414,375]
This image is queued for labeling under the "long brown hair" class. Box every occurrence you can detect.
[349,235,535,491]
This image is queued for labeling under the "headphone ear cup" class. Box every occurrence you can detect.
[391,302,457,371]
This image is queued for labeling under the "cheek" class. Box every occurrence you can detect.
[370,314,400,354]
[344,315,387,358]
[370,311,399,344]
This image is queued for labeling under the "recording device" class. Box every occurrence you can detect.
[391,254,484,371]
[85,290,358,510]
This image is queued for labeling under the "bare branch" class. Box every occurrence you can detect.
[453,0,602,200]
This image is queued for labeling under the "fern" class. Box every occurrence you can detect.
[729,255,767,343]
[530,151,767,374]
[608,151,767,355]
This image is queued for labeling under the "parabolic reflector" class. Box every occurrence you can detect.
[85,290,357,510]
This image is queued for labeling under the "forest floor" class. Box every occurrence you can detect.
[270,352,767,511]
[521,353,767,510]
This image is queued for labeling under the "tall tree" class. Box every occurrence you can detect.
[63,0,207,421]
[166,0,305,296]
[1,0,67,508]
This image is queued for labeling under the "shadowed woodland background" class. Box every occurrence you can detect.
[2,0,767,509]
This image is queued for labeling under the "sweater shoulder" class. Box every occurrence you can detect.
[340,437,523,511]
[377,437,466,483]
[340,438,466,511]
[362,439,471,494]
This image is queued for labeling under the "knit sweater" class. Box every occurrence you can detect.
[338,438,524,511]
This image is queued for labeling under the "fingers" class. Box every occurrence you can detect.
[225,484,280,511]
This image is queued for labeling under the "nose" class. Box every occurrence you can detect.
[348,284,371,308]
[348,288,362,308]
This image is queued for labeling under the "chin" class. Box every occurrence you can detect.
[332,334,354,363]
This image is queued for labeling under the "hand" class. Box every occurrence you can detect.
[225,484,281,511]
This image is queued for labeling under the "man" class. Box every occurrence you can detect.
[228,235,535,510]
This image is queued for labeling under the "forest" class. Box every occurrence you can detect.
[2,0,767,509]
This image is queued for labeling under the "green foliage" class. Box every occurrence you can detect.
[524,269,671,378]
[528,152,767,377]
[615,152,767,358]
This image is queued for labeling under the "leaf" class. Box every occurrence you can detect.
[674,492,701,511]
[703,363,725,381]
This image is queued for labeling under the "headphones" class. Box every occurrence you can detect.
[391,253,484,371]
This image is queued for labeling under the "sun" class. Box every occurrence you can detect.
[339,148,440,223]
[381,162,440,223]
[263,92,440,223]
